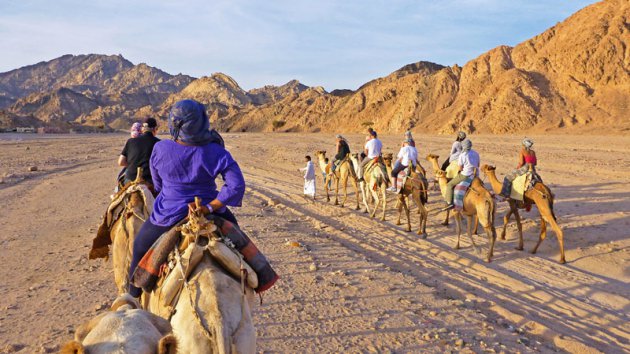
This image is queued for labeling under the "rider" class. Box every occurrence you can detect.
[118,117,160,184]
[357,130,383,182]
[331,134,351,173]
[127,99,244,298]
[499,138,537,198]
[441,131,467,171]
[388,139,418,192]
[404,130,416,147]
[442,138,479,211]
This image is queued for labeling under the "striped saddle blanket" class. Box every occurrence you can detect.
[454,176,474,211]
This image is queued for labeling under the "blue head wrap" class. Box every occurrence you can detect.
[168,99,224,147]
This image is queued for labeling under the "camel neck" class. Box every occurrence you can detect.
[485,171,503,194]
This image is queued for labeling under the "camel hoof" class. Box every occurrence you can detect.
[485,258,492,263]
[419,233,427,239]
[501,236,506,241]
[355,206,360,211]
[454,245,460,250]
[396,221,401,226]
[530,250,537,254]
[380,217,385,222]
[406,228,411,232]
[441,221,449,226]
[515,246,524,251]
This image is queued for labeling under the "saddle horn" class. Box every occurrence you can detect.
[134,167,144,183]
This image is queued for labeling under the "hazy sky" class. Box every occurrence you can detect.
[0,0,596,90]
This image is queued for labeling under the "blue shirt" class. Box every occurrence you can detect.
[149,140,245,226]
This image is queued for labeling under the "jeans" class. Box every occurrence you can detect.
[128,208,238,297]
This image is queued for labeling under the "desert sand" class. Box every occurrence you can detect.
[0,133,628,353]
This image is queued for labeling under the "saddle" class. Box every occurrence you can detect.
[131,201,279,317]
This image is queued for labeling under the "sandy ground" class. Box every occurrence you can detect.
[0,132,628,353]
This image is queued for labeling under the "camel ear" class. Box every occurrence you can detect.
[158,334,178,354]
[60,340,85,354]
[111,293,140,311]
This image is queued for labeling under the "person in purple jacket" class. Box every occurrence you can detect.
[128,99,245,298]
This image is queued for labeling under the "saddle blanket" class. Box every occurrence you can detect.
[132,214,279,294]
[395,169,408,194]
[445,161,459,179]
[454,176,473,211]
[90,183,155,260]
[510,173,532,201]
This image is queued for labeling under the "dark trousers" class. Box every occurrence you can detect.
[128,208,238,297]
[441,158,451,171]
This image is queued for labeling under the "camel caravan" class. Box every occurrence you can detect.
[317,130,564,264]
[64,98,562,353]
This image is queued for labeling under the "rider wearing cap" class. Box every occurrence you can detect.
[499,138,538,198]
[441,131,467,171]
[442,138,480,210]
[331,134,351,173]
[118,117,160,184]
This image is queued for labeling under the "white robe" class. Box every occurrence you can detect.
[300,161,316,197]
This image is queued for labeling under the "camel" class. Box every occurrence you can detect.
[382,154,429,236]
[481,164,566,263]
[315,150,361,209]
[110,198,257,353]
[426,154,497,262]
[351,154,389,221]
[61,293,177,354]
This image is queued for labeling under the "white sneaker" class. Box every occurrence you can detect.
[387,186,397,193]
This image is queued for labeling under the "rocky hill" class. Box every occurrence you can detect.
[1,0,628,134]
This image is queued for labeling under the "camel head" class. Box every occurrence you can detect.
[61,294,177,354]
[480,164,496,175]
[315,150,327,159]
[435,169,446,179]
[382,153,393,165]
[426,153,439,162]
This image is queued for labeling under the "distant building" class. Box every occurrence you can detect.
[16,127,36,133]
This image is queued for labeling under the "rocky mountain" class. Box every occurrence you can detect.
[1,0,627,134]
[219,0,629,134]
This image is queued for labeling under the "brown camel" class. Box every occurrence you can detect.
[315,150,361,209]
[382,154,429,237]
[481,164,565,263]
[109,199,256,353]
[427,155,497,262]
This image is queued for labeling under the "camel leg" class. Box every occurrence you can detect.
[370,189,379,218]
[501,208,513,241]
[334,176,340,205]
[380,186,387,221]
[324,176,331,202]
[341,175,348,207]
[442,210,450,226]
[455,212,462,249]
[351,177,360,210]
[473,217,479,235]
[548,218,566,264]
[404,196,411,232]
[361,182,370,214]
[485,225,497,262]
[416,190,428,238]
[467,215,480,254]
[513,207,524,251]
[531,216,547,255]
[396,196,403,226]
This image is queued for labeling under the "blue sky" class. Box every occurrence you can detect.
[0,0,596,90]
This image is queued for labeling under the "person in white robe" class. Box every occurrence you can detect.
[299,155,316,199]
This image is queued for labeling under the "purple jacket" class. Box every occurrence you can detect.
[149,140,245,226]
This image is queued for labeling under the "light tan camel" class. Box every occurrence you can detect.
[315,150,361,209]
[382,154,429,237]
[111,201,256,353]
[355,155,389,220]
[481,164,566,263]
[427,154,497,262]
[61,294,177,354]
